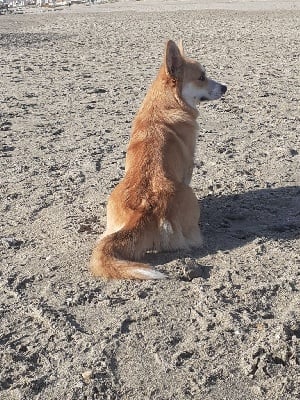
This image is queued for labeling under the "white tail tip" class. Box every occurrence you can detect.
[133,268,166,280]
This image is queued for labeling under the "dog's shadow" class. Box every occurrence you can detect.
[144,186,300,278]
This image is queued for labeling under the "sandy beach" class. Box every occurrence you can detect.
[1,1,299,399]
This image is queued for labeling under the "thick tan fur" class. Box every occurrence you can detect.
[90,40,226,279]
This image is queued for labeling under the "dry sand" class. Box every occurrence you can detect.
[1,1,299,399]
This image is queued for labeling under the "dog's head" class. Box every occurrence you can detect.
[165,40,227,109]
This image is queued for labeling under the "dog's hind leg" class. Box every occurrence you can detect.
[173,185,203,249]
[157,185,202,252]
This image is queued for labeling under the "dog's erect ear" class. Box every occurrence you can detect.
[165,40,184,79]
[177,39,184,56]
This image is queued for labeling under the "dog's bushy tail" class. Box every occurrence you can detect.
[90,218,165,280]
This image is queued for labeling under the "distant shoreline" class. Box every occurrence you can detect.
[2,0,300,15]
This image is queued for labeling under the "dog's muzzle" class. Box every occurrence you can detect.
[199,81,228,101]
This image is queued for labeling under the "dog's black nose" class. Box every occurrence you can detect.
[221,84,227,94]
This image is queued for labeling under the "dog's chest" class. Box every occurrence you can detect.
[184,164,194,185]
[177,127,198,185]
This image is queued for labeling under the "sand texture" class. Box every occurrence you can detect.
[1,1,299,399]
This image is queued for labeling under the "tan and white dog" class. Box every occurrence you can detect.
[90,40,227,279]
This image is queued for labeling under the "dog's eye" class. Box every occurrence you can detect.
[199,76,205,81]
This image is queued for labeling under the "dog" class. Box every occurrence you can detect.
[90,40,227,279]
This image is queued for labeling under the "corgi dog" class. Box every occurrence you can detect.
[90,40,227,279]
